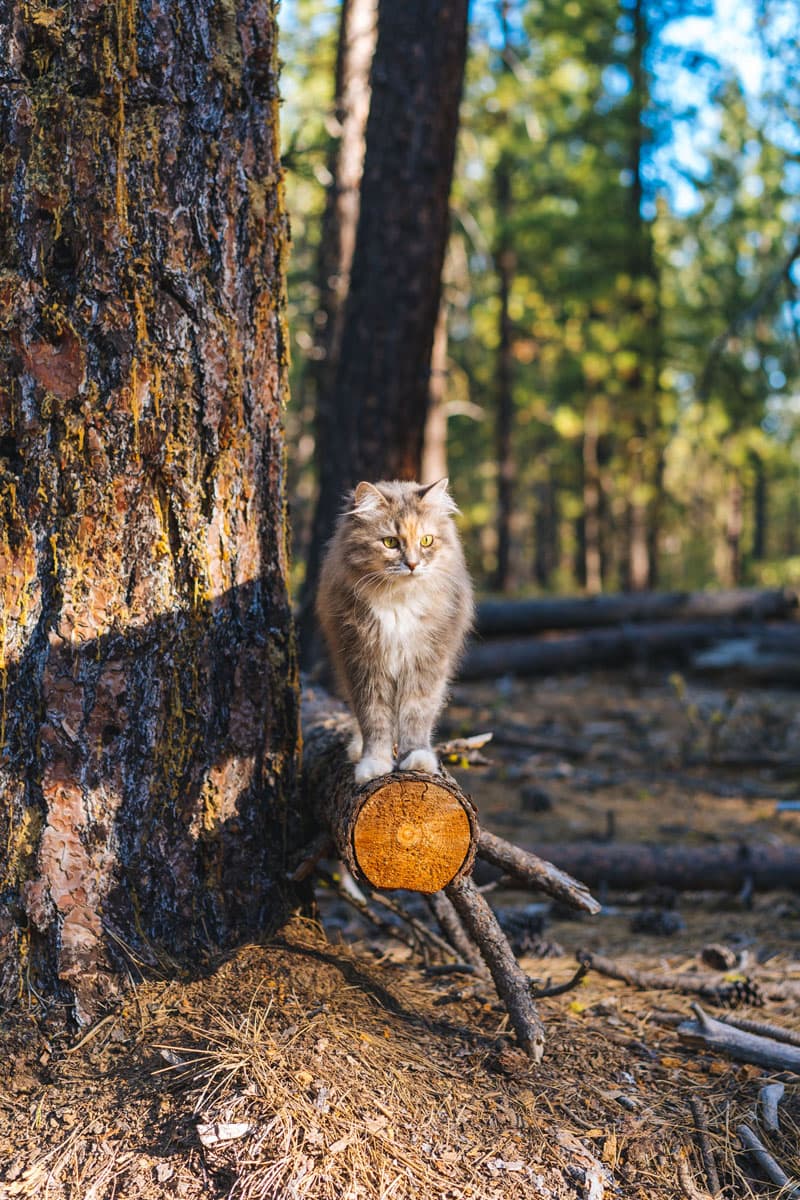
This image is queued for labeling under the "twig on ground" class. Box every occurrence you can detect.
[677,1150,715,1200]
[580,951,763,1007]
[678,1003,800,1071]
[531,961,589,1000]
[737,1124,800,1197]
[759,1082,785,1133]
[689,1097,722,1198]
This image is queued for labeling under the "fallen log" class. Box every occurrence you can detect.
[459,620,758,680]
[300,682,599,1060]
[475,587,797,638]
[509,841,800,893]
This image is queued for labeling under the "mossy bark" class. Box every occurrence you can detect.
[0,0,299,1022]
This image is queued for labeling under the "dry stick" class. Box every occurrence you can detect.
[677,1151,715,1200]
[532,961,588,1000]
[477,829,601,915]
[287,831,335,883]
[678,1003,800,1072]
[446,875,545,1063]
[689,1097,722,1199]
[367,890,460,962]
[425,891,487,974]
[737,1124,800,1197]
[719,1013,800,1049]
[580,952,737,1002]
[315,868,418,952]
[759,1083,785,1134]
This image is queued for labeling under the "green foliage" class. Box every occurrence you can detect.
[279,0,800,594]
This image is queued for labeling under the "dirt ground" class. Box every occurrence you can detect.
[1,669,799,1200]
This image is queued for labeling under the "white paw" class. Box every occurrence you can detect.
[346,732,363,763]
[399,748,439,774]
[354,754,393,784]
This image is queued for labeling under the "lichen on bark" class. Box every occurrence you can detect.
[0,0,300,1022]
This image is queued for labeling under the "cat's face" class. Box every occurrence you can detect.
[343,478,458,584]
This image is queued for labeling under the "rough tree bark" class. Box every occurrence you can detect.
[301,0,469,662]
[0,0,299,1021]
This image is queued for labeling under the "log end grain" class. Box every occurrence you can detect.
[352,774,476,892]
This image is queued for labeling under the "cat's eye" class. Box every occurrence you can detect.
[420,534,434,547]
[382,536,399,549]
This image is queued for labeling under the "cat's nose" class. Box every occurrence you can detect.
[407,561,418,572]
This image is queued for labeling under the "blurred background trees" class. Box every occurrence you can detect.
[280,0,800,602]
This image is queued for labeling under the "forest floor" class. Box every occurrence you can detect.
[1,668,799,1200]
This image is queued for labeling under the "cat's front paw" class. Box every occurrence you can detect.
[354,754,394,784]
[346,731,363,763]
[399,748,439,774]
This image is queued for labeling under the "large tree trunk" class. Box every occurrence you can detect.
[301,0,469,663]
[0,0,299,1021]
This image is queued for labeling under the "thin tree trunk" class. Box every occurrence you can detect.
[533,470,558,589]
[726,473,744,586]
[752,452,767,561]
[0,0,298,1021]
[421,300,450,483]
[301,0,469,662]
[583,407,603,594]
[492,155,515,593]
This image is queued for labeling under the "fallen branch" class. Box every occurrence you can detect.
[737,1124,800,1197]
[689,1097,722,1198]
[580,952,763,1007]
[678,1004,800,1072]
[477,830,601,915]
[759,1082,785,1133]
[719,1013,800,1049]
[445,876,545,1063]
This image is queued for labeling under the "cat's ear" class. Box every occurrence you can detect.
[418,477,458,513]
[352,481,388,515]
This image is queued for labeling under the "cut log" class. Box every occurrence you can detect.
[301,688,478,891]
[460,620,760,680]
[475,587,797,638]
[511,842,800,893]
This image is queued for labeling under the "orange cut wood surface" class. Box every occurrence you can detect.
[352,778,473,892]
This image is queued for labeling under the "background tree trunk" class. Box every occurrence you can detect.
[311,0,378,408]
[300,0,469,664]
[0,0,299,1021]
[491,155,515,594]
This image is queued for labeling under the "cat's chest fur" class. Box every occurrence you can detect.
[366,587,435,673]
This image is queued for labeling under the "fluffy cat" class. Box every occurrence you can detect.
[316,478,474,784]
